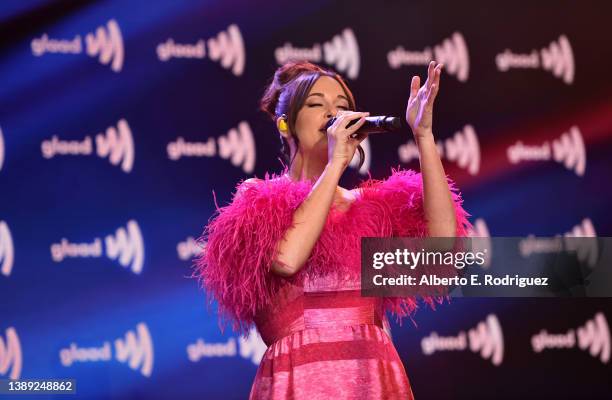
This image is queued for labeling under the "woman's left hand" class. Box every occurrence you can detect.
[405,60,443,139]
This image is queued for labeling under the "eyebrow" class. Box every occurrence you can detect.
[307,93,350,102]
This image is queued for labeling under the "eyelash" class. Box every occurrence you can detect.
[307,104,349,110]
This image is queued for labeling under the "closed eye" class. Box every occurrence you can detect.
[307,104,350,110]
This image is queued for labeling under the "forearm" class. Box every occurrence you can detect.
[416,131,457,237]
[271,162,344,277]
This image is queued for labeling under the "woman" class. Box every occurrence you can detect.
[194,60,472,399]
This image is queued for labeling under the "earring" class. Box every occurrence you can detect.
[278,114,288,132]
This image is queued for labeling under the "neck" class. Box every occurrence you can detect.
[286,150,329,183]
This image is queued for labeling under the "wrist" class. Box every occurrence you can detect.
[326,160,346,177]
[414,129,435,144]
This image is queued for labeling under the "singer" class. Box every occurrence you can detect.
[194,61,472,399]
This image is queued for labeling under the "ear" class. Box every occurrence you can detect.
[276,116,291,139]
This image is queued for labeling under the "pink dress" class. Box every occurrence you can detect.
[194,167,472,399]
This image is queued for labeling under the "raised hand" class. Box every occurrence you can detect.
[405,60,443,139]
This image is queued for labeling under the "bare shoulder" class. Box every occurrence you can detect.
[235,177,263,197]
[340,186,361,202]
[242,177,262,185]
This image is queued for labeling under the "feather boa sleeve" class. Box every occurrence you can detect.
[192,173,310,336]
[373,166,474,326]
[380,166,473,237]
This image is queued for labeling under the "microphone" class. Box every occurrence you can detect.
[323,115,402,138]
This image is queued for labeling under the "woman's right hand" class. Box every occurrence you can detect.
[326,110,370,169]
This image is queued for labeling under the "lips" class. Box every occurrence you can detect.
[320,118,334,132]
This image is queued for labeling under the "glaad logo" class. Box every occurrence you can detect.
[468,314,504,366]
[114,323,154,376]
[0,125,4,172]
[187,338,237,361]
[577,312,610,363]
[60,323,154,377]
[421,314,504,366]
[238,327,268,365]
[531,312,610,364]
[41,119,135,173]
[519,218,598,268]
[0,221,15,277]
[275,28,360,79]
[468,218,492,268]
[0,327,22,379]
[105,220,145,274]
[496,35,574,84]
[156,24,245,76]
[507,125,585,176]
[186,327,267,365]
[177,236,204,261]
[96,119,135,173]
[565,218,598,267]
[31,19,124,72]
[50,220,144,274]
[218,122,255,173]
[348,137,370,174]
[167,121,255,173]
[399,124,480,175]
[388,32,470,82]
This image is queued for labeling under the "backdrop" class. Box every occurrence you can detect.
[1,0,611,398]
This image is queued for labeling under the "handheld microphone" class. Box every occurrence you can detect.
[323,115,402,138]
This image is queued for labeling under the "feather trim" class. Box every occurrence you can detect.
[192,168,310,336]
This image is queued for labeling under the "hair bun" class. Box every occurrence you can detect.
[260,61,327,119]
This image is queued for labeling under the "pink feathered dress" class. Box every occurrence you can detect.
[194,167,472,400]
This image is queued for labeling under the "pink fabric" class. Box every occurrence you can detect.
[193,166,473,399]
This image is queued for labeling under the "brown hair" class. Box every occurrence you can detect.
[259,61,365,170]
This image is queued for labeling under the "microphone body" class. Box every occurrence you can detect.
[324,115,402,138]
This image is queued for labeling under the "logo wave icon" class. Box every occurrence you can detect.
[552,125,585,176]
[0,126,4,172]
[0,327,22,379]
[85,19,124,72]
[444,124,481,175]
[105,220,144,274]
[564,218,597,268]
[323,28,360,79]
[468,218,492,268]
[0,221,15,277]
[468,314,504,366]
[434,32,470,82]
[207,24,245,76]
[238,327,267,365]
[577,312,610,364]
[96,119,135,173]
[114,323,154,377]
[540,35,574,85]
[217,121,256,173]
